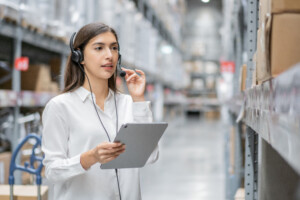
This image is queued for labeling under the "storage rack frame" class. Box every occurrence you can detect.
[0,0,185,184]
[227,0,300,199]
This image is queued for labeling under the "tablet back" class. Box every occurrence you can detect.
[100,122,168,169]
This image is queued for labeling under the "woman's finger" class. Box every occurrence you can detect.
[100,149,126,163]
[135,69,145,79]
[126,73,139,83]
[101,154,120,164]
[121,67,135,75]
[98,145,125,155]
[98,142,122,149]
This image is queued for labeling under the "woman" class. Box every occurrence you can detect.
[42,22,158,200]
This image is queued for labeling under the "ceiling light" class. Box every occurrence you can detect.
[202,0,210,3]
[161,45,173,54]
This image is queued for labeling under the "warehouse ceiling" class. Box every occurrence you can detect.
[183,0,223,62]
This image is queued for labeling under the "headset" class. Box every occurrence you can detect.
[69,32,123,200]
[69,32,126,77]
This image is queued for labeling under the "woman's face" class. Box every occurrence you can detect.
[81,32,119,81]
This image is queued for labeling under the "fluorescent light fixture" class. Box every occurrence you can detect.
[202,0,210,3]
[161,45,173,54]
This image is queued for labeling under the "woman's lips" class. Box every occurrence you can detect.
[101,64,113,70]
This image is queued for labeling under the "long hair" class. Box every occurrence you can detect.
[63,22,119,93]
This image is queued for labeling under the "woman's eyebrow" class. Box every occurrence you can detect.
[92,42,118,46]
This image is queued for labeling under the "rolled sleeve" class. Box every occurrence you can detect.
[132,101,153,123]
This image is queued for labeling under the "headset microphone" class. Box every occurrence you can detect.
[118,54,126,77]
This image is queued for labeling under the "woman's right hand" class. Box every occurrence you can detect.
[92,142,126,164]
[80,142,125,170]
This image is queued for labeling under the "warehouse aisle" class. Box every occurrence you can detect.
[141,114,226,200]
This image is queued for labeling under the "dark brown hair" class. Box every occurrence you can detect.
[63,22,119,93]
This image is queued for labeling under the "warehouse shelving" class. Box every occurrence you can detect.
[0,0,186,147]
[230,64,300,175]
[0,21,69,56]
[224,0,300,199]
[0,90,57,108]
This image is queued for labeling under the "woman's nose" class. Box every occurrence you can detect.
[105,47,113,58]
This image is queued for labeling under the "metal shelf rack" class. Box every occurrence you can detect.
[226,0,300,199]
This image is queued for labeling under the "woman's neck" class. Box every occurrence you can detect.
[82,77,109,102]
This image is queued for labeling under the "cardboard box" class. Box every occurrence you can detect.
[256,28,271,83]
[258,0,300,35]
[256,13,300,82]
[49,57,61,82]
[271,14,300,76]
[259,0,300,23]
[239,64,247,91]
[271,0,300,13]
[235,188,245,200]
[204,110,220,120]
[21,64,57,92]
[0,185,48,200]
[0,152,11,184]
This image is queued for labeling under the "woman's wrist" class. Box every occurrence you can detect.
[80,150,98,170]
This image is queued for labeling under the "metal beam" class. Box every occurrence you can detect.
[246,0,258,88]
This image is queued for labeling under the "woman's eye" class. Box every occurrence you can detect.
[95,47,103,50]
[112,46,118,51]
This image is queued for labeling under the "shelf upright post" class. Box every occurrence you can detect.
[233,0,242,95]
[245,127,258,200]
[246,0,258,89]
[244,0,259,199]
[11,24,23,184]
[12,26,22,151]
[60,54,68,90]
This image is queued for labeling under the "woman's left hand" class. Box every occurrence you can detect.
[122,68,146,102]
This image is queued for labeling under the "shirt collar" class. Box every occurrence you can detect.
[74,86,114,102]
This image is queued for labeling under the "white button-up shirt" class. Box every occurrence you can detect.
[42,87,158,200]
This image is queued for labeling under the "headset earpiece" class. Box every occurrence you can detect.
[70,32,84,64]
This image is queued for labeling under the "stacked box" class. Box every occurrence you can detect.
[0,185,48,200]
[0,152,11,184]
[256,0,300,83]
[21,64,59,93]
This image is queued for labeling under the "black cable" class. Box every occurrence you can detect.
[76,63,122,200]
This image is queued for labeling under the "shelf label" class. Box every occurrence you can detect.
[220,61,235,73]
[15,57,29,71]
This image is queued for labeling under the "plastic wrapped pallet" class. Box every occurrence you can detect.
[98,0,118,27]
[0,0,19,23]
[117,1,136,65]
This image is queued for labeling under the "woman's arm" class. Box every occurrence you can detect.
[122,68,159,164]
[42,101,125,183]
[42,101,86,183]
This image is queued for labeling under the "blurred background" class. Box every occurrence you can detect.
[0,0,300,199]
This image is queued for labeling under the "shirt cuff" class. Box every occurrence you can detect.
[132,101,151,117]
[72,154,87,173]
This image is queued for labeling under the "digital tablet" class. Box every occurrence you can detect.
[100,122,168,169]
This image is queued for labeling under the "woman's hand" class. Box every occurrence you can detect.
[80,142,125,170]
[122,67,146,102]
[93,142,125,164]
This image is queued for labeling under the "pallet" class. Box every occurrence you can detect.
[0,3,19,24]
[1,15,18,25]
[56,36,68,44]
[20,19,43,34]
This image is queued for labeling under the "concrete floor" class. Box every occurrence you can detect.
[141,114,226,200]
